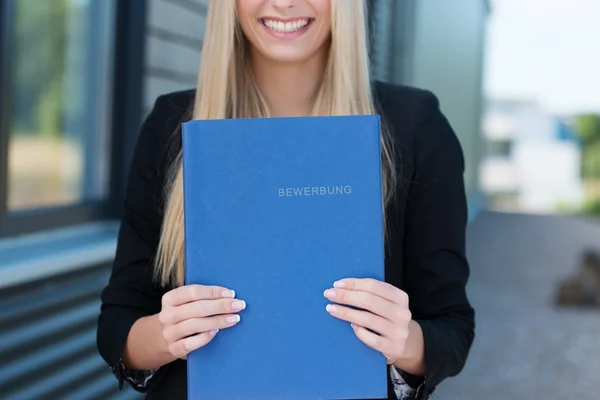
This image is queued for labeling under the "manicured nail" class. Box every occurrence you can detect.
[324,289,336,299]
[231,300,246,310]
[209,329,219,336]
[222,290,235,298]
[333,281,346,288]
[226,315,241,324]
[326,304,338,313]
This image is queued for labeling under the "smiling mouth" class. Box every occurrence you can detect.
[260,18,314,34]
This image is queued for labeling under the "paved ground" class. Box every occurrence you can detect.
[435,211,600,400]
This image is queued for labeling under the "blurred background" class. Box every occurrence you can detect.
[0,0,598,399]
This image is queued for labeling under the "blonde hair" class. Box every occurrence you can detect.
[154,0,396,287]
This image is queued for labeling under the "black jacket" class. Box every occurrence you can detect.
[97,81,475,400]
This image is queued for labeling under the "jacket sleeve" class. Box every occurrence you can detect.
[96,96,171,392]
[402,91,476,398]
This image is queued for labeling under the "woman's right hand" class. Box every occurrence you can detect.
[158,284,246,360]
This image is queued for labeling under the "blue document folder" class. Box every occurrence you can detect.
[182,115,387,400]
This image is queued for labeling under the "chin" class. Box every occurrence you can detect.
[261,49,318,64]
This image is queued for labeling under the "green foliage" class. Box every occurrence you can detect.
[12,0,72,137]
[573,114,600,179]
[574,114,600,147]
[580,198,600,217]
[37,78,64,136]
[570,113,600,218]
[580,141,600,179]
[555,200,579,214]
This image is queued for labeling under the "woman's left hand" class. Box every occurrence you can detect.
[323,278,413,365]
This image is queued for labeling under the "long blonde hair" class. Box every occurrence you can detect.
[154,0,396,287]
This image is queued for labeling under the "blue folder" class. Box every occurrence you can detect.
[182,115,387,400]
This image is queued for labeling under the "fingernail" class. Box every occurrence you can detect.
[333,281,346,288]
[226,315,241,324]
[324,289,336,299]
[351,323,357,329]
[326,304,338,313]
[231,300,246,310]
[222,290,235,298]
[209,329,219,336]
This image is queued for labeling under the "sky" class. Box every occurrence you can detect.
[484,0,600,115]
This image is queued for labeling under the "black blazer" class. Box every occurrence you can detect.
[97,81,475,400]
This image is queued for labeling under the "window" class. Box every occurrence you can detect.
[0,0,147,237]
[8,0,115,210]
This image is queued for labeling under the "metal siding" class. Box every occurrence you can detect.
[0,1,209,398]
[0,265,143,400]
[144,0,206,112]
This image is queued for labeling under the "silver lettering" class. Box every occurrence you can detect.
[277,185,353,197]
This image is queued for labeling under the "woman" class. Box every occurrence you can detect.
[97,0,475,399]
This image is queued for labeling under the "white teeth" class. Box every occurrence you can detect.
[263,18,309,33]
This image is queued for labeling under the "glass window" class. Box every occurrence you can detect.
[6,0,116,211]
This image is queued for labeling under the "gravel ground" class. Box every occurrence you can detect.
[435,211,600,400]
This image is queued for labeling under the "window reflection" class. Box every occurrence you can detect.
[7,0,115,211]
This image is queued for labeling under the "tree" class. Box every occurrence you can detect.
[574,114,600,147]
[13,0,70,137]
[573,114,600,179]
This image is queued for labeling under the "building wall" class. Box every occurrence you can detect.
[0,1,487,398]
[0,257,140,400]
[0,2,211,398]
[368,0,395,82]
[143,0,207,114]
[481,100,585,211]
[401,0,489,202]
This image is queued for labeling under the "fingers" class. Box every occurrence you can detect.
[350,323,396,356]
[162,284,235,307]
[159,285,249,360]
[324,288,404,322]
[169,330,219,359]
[333,278,408,306]
[161,298,247,325]
[163,314,242,343]
[325,303,394,336]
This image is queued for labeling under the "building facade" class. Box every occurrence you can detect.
[480,99,584,212]
[0,0,488,398]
